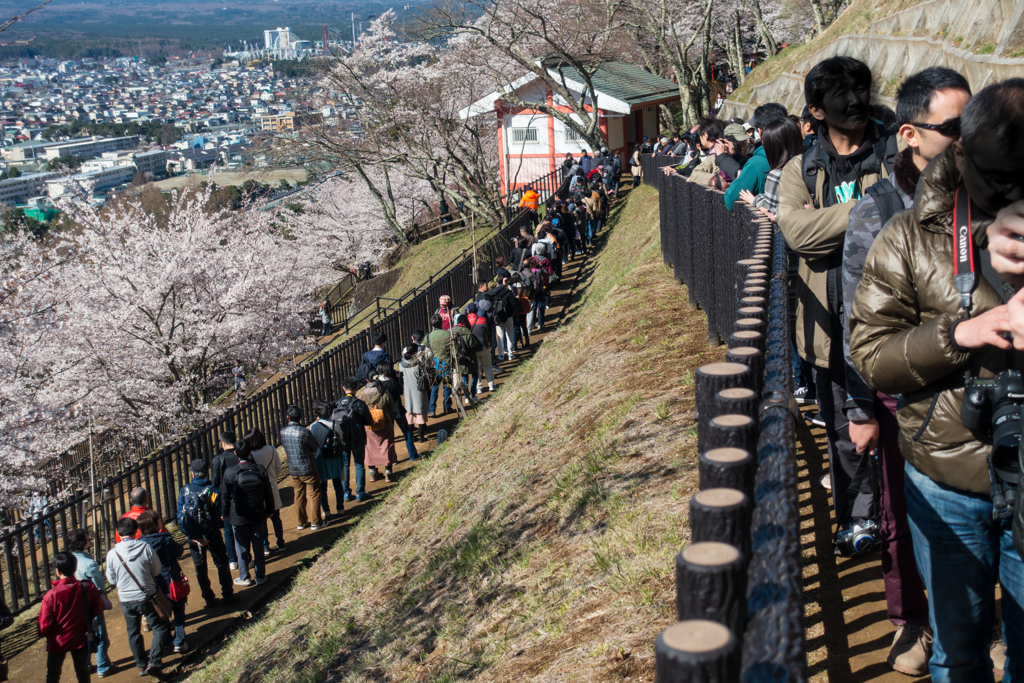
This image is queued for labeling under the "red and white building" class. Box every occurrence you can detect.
[461,60,679,193]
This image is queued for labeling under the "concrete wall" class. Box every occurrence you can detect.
[720,0,1024,121]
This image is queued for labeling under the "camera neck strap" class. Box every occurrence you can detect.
[953,183,978,317]
[953,183,1017,316]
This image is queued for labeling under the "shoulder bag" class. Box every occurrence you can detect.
[114,549,173,622]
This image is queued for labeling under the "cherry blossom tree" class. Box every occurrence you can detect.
[0,232,75,502]
[45,183,338,442]
[284,12,505,235]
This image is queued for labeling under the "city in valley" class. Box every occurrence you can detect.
[0,26,359,221]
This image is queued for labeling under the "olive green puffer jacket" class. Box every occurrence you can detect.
[850,149,1024,493]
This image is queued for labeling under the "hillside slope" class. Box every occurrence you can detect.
[187,185,726,683]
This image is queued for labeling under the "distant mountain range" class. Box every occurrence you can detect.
[0,0,427,58]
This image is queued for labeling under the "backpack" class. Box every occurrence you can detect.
[863,179,905,229]
[356,354,373,384]
[233,465,266,516]
[801,133,898,208]
[366,389,389,431]
[495,288,516,323]
[331,397,361,449]
[178,485,216,539]
[316,419,343,458]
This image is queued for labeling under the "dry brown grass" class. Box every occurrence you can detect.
[187,185,726,683]
[731,0,935,102]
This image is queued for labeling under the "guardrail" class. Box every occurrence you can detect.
[0,173,571,616]
[650,174,804,681]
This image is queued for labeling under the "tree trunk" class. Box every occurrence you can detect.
[810,0,827,36]
[676,541,748,638]
[655,621,740,683]
[748,0,778,57]
[732,11,746,87]
[699,447,755,497]
[689,487,753,558]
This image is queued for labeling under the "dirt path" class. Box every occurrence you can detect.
[5,200,602,682]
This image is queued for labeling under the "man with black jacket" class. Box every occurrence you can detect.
[210,430,239,570]
[177,459,235,608]
[220,438,274,587]
[334,378,371,502]
[357,332,392,385]
[489,275,519,362]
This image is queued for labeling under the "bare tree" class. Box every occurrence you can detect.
[427,0,625,151]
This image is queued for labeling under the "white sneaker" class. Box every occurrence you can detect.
[488,383,496,392]
[310,524,320,531]
[229,562,238,570]
[233,578,253,587]
[296,525,306,530]
[463,397,470,406]
[476,385,484,395]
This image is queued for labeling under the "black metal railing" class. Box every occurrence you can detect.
[650,177,804,681]
[0,175,570,616]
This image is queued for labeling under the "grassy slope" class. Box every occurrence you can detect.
[730,0,933,102]
[188,185,725,683]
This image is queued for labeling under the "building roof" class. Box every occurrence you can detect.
[461,60,679,119]
[547,61,678,108]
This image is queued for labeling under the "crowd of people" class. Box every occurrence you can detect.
[651,55,1024,680]
[8,187,612,681]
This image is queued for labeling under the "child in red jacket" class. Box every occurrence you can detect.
[38,552,106,683]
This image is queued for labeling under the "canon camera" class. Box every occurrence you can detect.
[961,369,1024,519]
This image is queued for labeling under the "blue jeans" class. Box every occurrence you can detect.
[342,447,365,496]
[586,218,598,245]
[232,522,266,581]
[904,463,1024,682]
[171,598,187,648]
[531,296,547,329]
[429,384,452,414]
[393,410,417,460]
[223,520,236,564]
[95,613,111,675]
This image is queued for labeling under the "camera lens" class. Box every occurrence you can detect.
[991,400,1022,484]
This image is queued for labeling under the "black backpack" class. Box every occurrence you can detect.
[863,180,905,228]
[495,288,516,323]
[233,465,266,516]
[331,399,360,449]
[316,419,343,458]
[178,484,216,539]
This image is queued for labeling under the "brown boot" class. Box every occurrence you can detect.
[887,624,932,676]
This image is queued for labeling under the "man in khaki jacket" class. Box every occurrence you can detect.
[850,79,1024,681]
[776,56,897,554]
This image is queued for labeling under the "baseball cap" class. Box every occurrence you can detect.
[723,124,747,143]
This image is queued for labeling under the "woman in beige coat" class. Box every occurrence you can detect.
[247,428,285,552]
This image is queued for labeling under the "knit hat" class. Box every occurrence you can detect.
[466,302,478,314]
[439,294,452,306]
[477,299,492,312]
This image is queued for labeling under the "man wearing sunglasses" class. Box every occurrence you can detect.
[841,66,971,676]
[851,79,1024,681]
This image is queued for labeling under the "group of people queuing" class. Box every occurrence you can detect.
[657,56,1024,681]
[17,194,605,681]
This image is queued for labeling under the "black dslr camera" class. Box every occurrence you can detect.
[961,370,1024,519]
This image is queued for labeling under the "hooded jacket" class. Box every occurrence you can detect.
[106,538,162,603]
[850,150,1024,493]
[140,531,185,595]
[777,121,894,368]
[518,189,540,212]
[723,145,770,211]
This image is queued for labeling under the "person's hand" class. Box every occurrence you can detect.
[1008,287,1024,350]
[803,203,814,210]
[849,418,879,454]
[986,200,1024,288]
[757,207,776,222]
[953,304,1012,350]
[738,189,756,204]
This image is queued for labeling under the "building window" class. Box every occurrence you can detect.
[510,127,538,145]
[564,127,584,143]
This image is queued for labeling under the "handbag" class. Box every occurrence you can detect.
[168,574,190,602]
[114,549,173,622]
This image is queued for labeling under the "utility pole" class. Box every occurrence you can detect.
[352,12,357,48]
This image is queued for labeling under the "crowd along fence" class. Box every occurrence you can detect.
[1,168,571,616]
[648,163,804,682]
[29,167,567,501]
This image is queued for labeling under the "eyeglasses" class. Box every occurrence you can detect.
[912,117,961,138]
